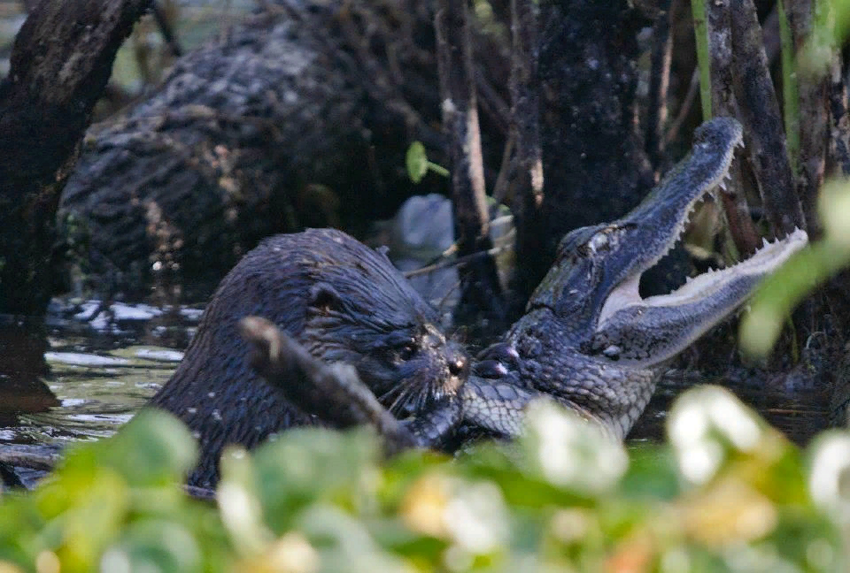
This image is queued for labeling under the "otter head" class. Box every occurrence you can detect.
[299,238,469,419]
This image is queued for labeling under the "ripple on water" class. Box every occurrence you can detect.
[1,298,200,447]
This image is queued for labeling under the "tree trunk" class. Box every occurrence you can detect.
[0,0,151,315]
[515,0,655,298]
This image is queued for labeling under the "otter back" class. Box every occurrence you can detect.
[149,229,466,487]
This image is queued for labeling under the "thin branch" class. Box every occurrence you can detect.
[491,130,516,204]
[646,0,673,173]
[403,240,514,279]
[239,316,417,454]
[151,0,183,57]
[475,68,511,135]
[435,0,505,322]
[691,0,712,119]
[665,68,699,144]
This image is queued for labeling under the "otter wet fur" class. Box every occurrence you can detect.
[149,229,469,487]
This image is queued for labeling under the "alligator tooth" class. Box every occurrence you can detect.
[719,180,727,191]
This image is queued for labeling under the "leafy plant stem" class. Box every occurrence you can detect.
[691,0,712,119]
[778,0,800,174]
[426,162,449,177]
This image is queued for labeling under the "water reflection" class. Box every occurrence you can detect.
[0,316,59,427]
[0,300,199,446]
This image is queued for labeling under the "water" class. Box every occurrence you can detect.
[0,300,201,448]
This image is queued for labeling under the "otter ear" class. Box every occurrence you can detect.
[308,282,344,314]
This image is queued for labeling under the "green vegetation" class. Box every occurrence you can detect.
[740,165,850,358]
[406,142,450,184]
[1,387,847,572]
[690,0,712,120]
[777,0,800,173]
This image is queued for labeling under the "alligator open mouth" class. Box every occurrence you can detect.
[461,117,808,442]
[593,117,808,365]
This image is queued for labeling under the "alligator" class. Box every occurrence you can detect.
[244,117,808,447]
[459,117,807,440]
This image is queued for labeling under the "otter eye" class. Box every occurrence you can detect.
[398,342,417,361]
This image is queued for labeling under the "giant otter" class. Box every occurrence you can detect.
[150,229,469,487]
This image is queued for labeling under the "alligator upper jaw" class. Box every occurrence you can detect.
[596,117,745,316]
[589,116,809,366]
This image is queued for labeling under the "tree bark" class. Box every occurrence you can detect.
[788,0,827,238]
[508,0,545,307]
[706,0,760,257]
[0,0,151,315]
[522,0,654,299]
[730,0,806,236]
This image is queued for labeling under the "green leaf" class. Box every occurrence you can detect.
[406,141,429,184]
[234,428,380,533]
[95,409,199,485]
[103,520,205,573]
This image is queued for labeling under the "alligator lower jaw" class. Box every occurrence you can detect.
[592,226,807,368]
[641,228,807,307]
[599,228,808,324]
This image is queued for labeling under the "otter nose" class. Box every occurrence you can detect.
[447,348,469,378]
[449,356,466,377]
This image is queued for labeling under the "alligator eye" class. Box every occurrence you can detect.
[602,345,621,360]
[587,232,610,252]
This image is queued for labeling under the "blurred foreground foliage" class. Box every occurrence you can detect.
[739,0,850,357]
[740,177,850,358]
[1,386,848,572]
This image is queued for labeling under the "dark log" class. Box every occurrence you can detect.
[0,0,152,315]
[58,2,476,300]
[60,13,377,299]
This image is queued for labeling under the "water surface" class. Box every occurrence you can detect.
[0,300,200,448]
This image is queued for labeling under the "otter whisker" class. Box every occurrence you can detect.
[386,377,427,416]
